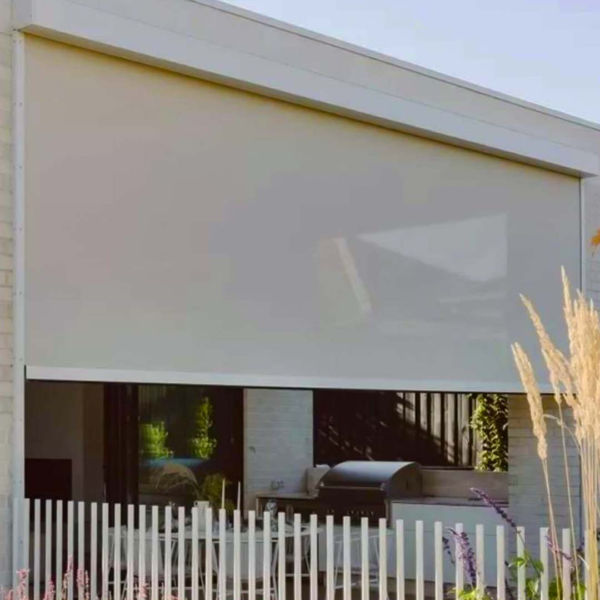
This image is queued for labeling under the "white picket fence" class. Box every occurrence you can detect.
[12,498,576,600]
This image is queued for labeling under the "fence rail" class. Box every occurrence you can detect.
[12,498,576,600]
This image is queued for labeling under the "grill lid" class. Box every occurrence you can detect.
[318,461,422,498]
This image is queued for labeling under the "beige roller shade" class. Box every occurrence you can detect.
[24,37,580,392]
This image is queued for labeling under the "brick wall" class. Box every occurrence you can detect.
[508,396,580,554]
[243,389,313,511]
[0,0,12,586]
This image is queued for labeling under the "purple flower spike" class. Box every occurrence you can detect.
[447,527,477,586]
[471,488,517,531]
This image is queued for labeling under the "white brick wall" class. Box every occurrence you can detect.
[0,0,11,585]
[508,396,580,554]
[243,389,313,511]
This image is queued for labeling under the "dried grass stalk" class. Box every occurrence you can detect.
[513,267,600,600]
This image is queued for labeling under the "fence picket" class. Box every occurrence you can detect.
[361,518,369,600]
[101,503,108,600]
[562,529,571,600]
[262,511,271,600]
[34,499,41,600]
[434,521,443,600]
[294,513,301,600]
[476,524,485,594]
[248,510,256,600]
[233,509,241,600]
[113,503,121,600]
[205,508,213,600]
[416,520,424,600]
[497,525,505,600]
[326,515,334,600]
[78,502,85,599]
[379,518,388,600]
[139,505,146,592]
[23,499,30,592]
[90,503,97,600]
[218,508,226,600]
[540,527,549,600]
[164,506,172,600]
[310,514,318,600]
[517,527,526,600]
[67,501,74,600]
[191,506,199,600]
[343,516,351,600]
[151,506,159,600]
[455,523,464,598]
[178,506,185,600]
[396,520,404,600]
[278,512,286,600]
[127,504,135,600]
[45,500,52,597]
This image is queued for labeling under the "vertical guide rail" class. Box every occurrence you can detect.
[455,523,464,599]
[476,524,485,596]
[343,516,351,600]
[262,511,271,600]
[416,521,424,600]
[517,527,526,600]
[434,521,443,600]
[90,503,97,600]
[540,527,549,600]
[151,506,159,600]
[379,518,387,600]
[562,529,571,600]
[396,520,405,600]
[361,517,369,600]
[326,515,334,600]
[497,525,506,600]
[101,504,108,600]
[45,500,53,597]
[34,499,41,600]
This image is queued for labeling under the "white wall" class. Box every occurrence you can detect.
[243,389,313,510]
[508,395,580,554]
[25,382,104,503]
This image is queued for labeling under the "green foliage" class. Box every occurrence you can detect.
[189,397,217,460]
[469,393,508,472]
[201,473,235,512]
[140,422,174,459]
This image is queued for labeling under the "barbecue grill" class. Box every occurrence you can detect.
[317,461,422,523]
[259,461,422,524]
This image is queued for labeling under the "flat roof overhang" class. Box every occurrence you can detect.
[13,0,600,179]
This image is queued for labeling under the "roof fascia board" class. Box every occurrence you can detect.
[13,0,600,177]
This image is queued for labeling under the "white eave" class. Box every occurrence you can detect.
[13,0,600,178]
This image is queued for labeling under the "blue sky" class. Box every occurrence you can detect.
[223,0,600,125]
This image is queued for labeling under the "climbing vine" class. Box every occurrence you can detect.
[469,393,508,472]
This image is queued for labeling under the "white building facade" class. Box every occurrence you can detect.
[0,0,599,583]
